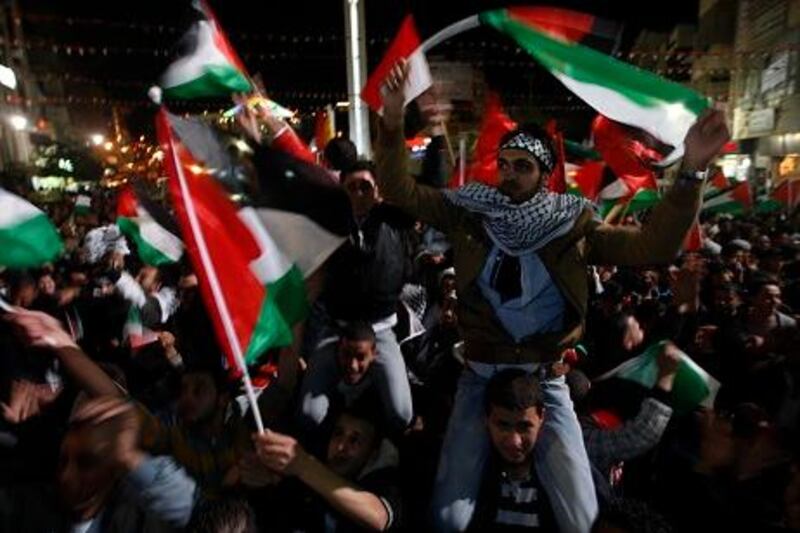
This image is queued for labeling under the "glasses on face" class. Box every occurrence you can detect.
[344,180,375,195]
[498,157,537,175]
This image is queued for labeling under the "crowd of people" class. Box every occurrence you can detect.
[1,61,799,533]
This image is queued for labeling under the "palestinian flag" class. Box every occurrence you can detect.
[568,158,660,219]
[361,14,433,113]
[116,185,184,266]
[74,195,92,216]
[157,110,348,376]
[596,341,720,414]
[481,7,709,164]
[0,188,63,268]
[702,181,752,216]
[123,306,160,350]
[159,0,251,100]
[704,170,730,198]
[249,144,352,277]
[756,179,800,213]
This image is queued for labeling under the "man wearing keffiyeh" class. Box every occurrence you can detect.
[375,60,730,533]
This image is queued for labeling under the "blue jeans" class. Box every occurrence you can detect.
[431,365,598,533]
[298,324,414,435]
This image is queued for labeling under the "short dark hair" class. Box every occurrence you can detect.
[324,137,358,172]
[340,321,376,345]
[341,160,377,182]
[187,497,257,533]
[332,396,385,444]
[485,369,544,415]
[748,273,781,297]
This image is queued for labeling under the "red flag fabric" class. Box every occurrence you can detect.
[592,115,660,200]
[157,109,270,379]
[454,92,517,188]
[683,221,703,252]
[545,119,567,193]
[571,160,607,200]
[361,15,432,113]
[272,127,316,165]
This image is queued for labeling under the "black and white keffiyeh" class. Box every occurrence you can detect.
[444,182,590,256]
[500,131,555,174]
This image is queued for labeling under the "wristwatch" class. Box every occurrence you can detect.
[682,168,709,182]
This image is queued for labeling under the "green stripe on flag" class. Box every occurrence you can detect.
[599,189,660,219]
[117,217,179,266]
[162,65,251,100]
[0,214,63,268]
[243,265,309,363]
[480,9,708,115]
[598,341,719,414]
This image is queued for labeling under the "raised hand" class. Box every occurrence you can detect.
[381,59,410,131]
[682,108,730,174]
[4,308,77,350]
[253,429,309,477]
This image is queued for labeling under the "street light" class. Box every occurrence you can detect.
[90,133,105,146]
[8,114,28,131]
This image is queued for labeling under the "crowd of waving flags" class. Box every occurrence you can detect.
[6,2,800,402]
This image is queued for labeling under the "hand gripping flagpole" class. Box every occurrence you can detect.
[161,111,265,434]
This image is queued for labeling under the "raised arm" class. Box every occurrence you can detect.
[254,430,395,531]
[4,309,121,398]
[375,60,463,234]
[587,109,730,266]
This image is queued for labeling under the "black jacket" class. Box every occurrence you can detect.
[321,204,414,323]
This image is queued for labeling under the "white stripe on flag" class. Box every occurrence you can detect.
[553,72,698,163]
[161,21,231,88]
[0,188,41,227]
[255,208,346,279]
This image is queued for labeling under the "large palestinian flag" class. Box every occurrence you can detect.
[157,110,349,376]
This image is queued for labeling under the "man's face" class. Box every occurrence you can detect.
[326,414,377,479]
[713,288,741,316]
[337,339,377,385]
[498,148,543,204]
[177,373,220,426]
[57,427,119,519]
[343,170,379,218]
[38,275,56,295]
[757,284,782,313]
[487,405,544,465]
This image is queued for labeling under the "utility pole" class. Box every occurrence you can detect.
[343,0,371,157]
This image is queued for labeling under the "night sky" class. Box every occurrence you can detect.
[15,0,700,138]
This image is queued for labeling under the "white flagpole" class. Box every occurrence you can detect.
[166,128,265,434]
